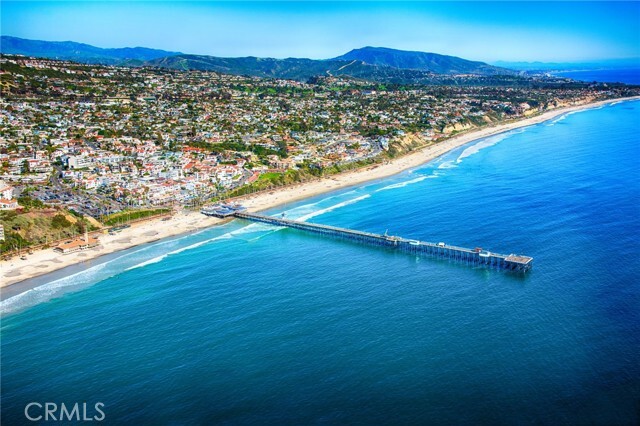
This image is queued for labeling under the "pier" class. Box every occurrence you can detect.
[232,211,533,272]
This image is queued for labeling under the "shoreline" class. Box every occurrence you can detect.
[2,96,638,291]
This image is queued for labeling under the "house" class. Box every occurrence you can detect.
[0,181,14,199]
[53,234,99,254]
[66,155,93,169]
[0,198,19,210]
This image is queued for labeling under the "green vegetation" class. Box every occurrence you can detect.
[20,159,30,175]
[0,208,98,255]
[2,48,636,227]
[188,140,284,159]
[16,195,44,211]
[103,208,170,226]
[51,214,72,229]
[0,228,29,256]
[218,158,380,200]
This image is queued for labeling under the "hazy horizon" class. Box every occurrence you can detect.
[3,35,640,67]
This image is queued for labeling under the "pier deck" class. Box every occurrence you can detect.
[233,211,533,272]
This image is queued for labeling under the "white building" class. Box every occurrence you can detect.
[66,155,94,169]
[0,180,14,199]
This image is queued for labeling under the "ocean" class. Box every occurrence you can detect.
[554,68,640,85]
[2,100,639,424]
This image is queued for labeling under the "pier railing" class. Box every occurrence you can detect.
[234,212,533,272]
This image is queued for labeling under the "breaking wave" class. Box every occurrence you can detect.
[1,261,116,315]
[456,131,518,163]
[297,194,371,221]
[125,233,235,271]
[377,176,432,192]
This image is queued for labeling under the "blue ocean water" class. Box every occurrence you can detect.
[555,68,640,85]
[2,101,639,424]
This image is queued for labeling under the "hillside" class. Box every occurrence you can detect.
[0,35,181,65]
[145,54,434,80]
[146,54,530,85]
[2,36,519,82]
[333,46,515,75]
[0,200,98,257]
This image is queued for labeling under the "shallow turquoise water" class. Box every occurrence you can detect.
[2,101,639,424]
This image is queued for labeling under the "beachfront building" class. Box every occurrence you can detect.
[53,234,100,254]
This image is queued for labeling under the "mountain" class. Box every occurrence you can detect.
[333,46,513,75]
[146,54,430,81]
[0,36,181,65]
[1,36,520,83]
[145,54,527,85]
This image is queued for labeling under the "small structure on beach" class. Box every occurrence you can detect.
[200,203,247,218]
[54,232,99,254]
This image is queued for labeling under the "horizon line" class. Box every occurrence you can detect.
[2,34,639,64]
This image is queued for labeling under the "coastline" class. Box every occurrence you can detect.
[2,96,638,290]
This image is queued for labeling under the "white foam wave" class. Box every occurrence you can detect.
[548,115,566,125]
[438,161,457,169]
[456,133,512,163]
[126,225,212,256]
[377,176,428,191]
[296,194,371,221]
[124,233,236,271]
[276,189,360,219]
[278,203,322,219]
[1,233,192,313]
[1,261,116,315]
[124,254,169,271]
[167,233,233,256]
[244,229,281,242]
[2,192,374,314]
[123,220,296,272]
[229,223,284,237]
[547,110,581,126]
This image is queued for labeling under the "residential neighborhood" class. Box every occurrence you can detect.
[1,54,637,219]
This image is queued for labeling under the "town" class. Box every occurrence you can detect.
[1,54,638,255]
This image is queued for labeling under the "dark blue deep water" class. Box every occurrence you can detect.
[555,68,640,85]
[2,101,640,425]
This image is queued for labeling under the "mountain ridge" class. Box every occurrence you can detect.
[0,35,181,65]
[333,46,511,75]
[1,35,518,82]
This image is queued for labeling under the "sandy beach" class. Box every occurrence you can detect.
[1,96,637,288]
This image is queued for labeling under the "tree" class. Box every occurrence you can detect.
[17,196,44,210]
[51,214,72,229]
[20,160,30,175]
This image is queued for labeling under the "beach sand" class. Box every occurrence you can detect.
[2,97,637,288]
[1,212,224,288]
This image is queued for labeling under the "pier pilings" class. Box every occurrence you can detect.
[234,212,533,272]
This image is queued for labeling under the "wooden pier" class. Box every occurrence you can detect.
[234,212,533,272]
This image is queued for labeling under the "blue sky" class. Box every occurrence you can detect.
[2,1,639,62]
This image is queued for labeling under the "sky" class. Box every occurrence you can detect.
[2,1,639,62]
